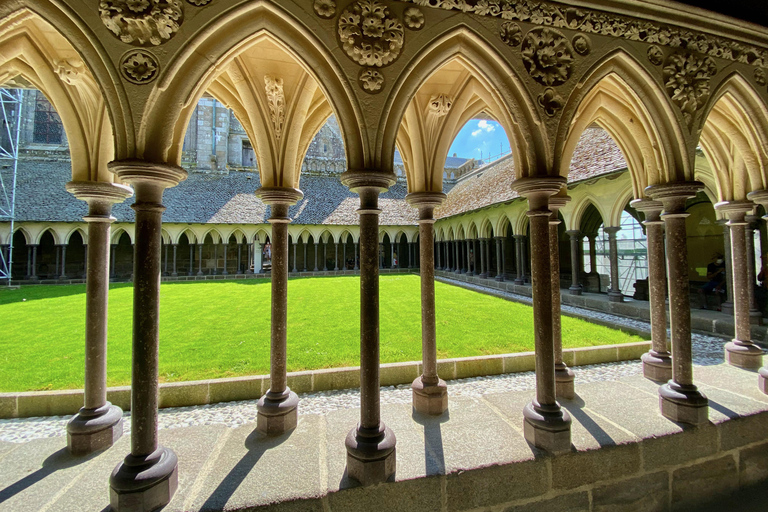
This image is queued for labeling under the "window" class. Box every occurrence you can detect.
[242,140,254,167]
[33,91,63,144]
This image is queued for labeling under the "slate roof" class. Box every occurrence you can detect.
[8,127,626,226]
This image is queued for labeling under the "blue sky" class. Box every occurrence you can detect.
[447,119,510,162]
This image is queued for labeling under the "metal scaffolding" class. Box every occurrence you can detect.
[1,89,22,285]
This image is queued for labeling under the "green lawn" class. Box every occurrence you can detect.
[0,275,643,392]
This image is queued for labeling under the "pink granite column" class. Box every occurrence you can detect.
[604,226,623,302]
[746,189,768,393]
[108,160,187,511]
[255,187,304,434]
[746,215,762,325]
[341,171,397,484]
[65,181,133,456]
[632,199,672,382]
[550,196,575,399]
[566,230,583,295]
[715,201,764,369]
[647,182,708,425]
[513,177,571,453]
[407,192,448,415]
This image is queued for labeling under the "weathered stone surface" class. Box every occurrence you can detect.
[286,372,313,394]
[671,454,738,510]
[572,346,618,366]
[0,395,17,419]
[552,444,641,490]
[208,375,263,403]
[455,356,504,379]
[503,491,590,512]
[328,473,442,512]
[445,460,549,511]
[107,386,132,411]
[17,390,83,417]
[739,442,768,487]
[592,470,668,512]
[503,352,535,373]
[380,362,420,387]
[313,367,360,391]
[643,424,718,471]
[159,381,210,409]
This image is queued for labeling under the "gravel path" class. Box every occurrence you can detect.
[0,284,730,444]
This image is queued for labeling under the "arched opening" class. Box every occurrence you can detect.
[112,232,133,279]
[37,230,57,280]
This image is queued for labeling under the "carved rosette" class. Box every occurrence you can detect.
[359,68,384,93]
[663,53,717,124]
[572,34,590,56]
[186,0,211,6]
[428,94,453,117]
[755,68,767,87]
[264,76,286,142]
[100,0,183,46]
[338,0,404,67]
[120,49,159,84]
[403,7,425,30]
[648,45,664,66]
[538,87,564,117]
[55,59,86,85]
[500,21,522,47]
[521,28,574,87]
[313,0,336,19]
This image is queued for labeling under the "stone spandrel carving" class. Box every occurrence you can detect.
[55,59,87,85]
[648,45,664,66]
[521,28,574,87]
[395,0,768,69]
[264,75,286,142]
[663,53,717,124]
[500,21,522,47]
[755,68,767,87]
[538,87,564,117]
[359,68,384,92]
[186,0,212,5]
[338,0,405,67]
[403,7,425,30]
[428,94,453,117]
[100,0,183,46]
[313,0,337,19]
[572,34,590,56]
[120,49,159,84]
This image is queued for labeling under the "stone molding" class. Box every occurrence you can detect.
[264,75,286,143]
[65,181,134,204]
[340,170,397,193]
[255,186,304,206]
[107,159,188,189]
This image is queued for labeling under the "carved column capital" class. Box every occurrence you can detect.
[645,181,704,215]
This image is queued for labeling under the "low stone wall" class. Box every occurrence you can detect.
[0,341,650,419]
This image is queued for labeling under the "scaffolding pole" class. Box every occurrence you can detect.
[0,89,22,286]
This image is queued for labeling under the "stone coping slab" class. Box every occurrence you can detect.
[1,364,766,511]
[0,341,650,419]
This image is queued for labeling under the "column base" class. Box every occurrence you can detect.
[514,277,524,285]
[659,381,708,425]
[412,376,448,415]
[66,403,123,456]
[759,367,768,394]
[522,401,571,454]
[465,271,474,277]
[345,422,396,485]
[222,271,228,275]
[110,446,178,512]
[479,272,488,278]
[725,341,764,369]
[641,350,673,382]
[555,365,575,400]
[569,285,582,296]
[608,290,624,302]
[171,272,178,277]
[749,309,763,325]
[495,275,505,282]
[257,388,299,435]
[721,301,734,315]
[196,271,204,276]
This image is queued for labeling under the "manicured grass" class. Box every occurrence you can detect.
[0,275,643,392]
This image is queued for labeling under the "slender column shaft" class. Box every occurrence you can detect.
[163,244,168,276]
[222,243,228,275]
[391,242,395,269]
[188,244,193,276]
[237,243,242,274]
[172,244,177,276]
[567,230,582,295]
[514,235,523,283]
[303,242,307,271]
[354,242,359,270]
[665,213,694,386]
[335,243,339,270]
[495,238,503,280]
[550,217,564,370]
[588,236,597,273]
[198,244,203,275]
[213,244,218,275]
[466,239,472,275]
[605,227,622,301]
[731,219,751,342]
[55,246,61,279]
[480,239,486,276]
[270,206,290,393]
[722,223,734,312]
[61,245,67,278]
[293,242,298,272]
[521,237,528,282]
[314,242,319,271]
[642,206,672,378]
[419,215,438,383]
[26,246,31,278]
[343,242,347,270]
[746,218,761,323]
[31,245,37,278]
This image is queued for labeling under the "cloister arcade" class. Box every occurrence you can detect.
[1,1,768,510]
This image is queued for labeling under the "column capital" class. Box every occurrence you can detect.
[630,198,664,223]
[406,191,446,223]
[66,181,134,205]
[747,189,768,210]
[108,159,187,190]
[603,226,621,235]
[645,181,703,214]
[715,200,754,224]
[513,234,527,240]
[341,170,397,193]
[565,229,581,238]
[255,186,304,206]
[511,176,566,212]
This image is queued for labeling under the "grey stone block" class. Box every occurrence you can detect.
[552,444,641,490]
[592,470,669,512]
[159,381,209,408]
[208,375,263,403]
[502,491,589,512]
[445,460,549,511]
[17,389,83,417]
[739,441,768,487]
[313,367,360,391]
[0,395,17,419]
[643,424,718,471]
[671,454,738,510]
[329,471,442,512]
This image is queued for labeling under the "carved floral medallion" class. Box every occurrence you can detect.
[572,34,590,56]
[538,87,564,117]
[313,0,336,19]
[500,21,522,47]
[755,68,767,87]
[264,76,286,142]
[428,94,453,117]
[186,0,212,6]
[359,68,384,92]
[338,0,404,67]
[100,0,183,46]
[663,53,717,123]
[647,45,664,66]
[120,49,159,84]
[521,28,574,87]
[403,7,425,30]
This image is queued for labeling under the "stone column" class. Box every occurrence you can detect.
[514,235,524,284]
[65,181,132,456]
[567,230,583,295]
[314,242,319,271]
[255,188,303,434]
[29,245,38,280]
[354,242,359,270]
[60,245,68,279]
[512,177,571,453]
[407,192,448,415]
[108,160,186,511]
[162,244,168,276]
[720,221,735,315]
[188,244,194,276]
[197,244,204,276]
[465,239,473,276]
[343,241,347,270]
[495,237,504,281]
[647,182,708,425]
[605,226,623,302]
[303,241,308,272]
[588,235,598,274]
[454,241,460,274]
[521,236,529,283]
[335,242,340,270]
[715,201,764,369]
[237,243,243,274]
[379,242,384,269]
[292,241,298,273]
[212,244,218,275]
[550,196,575,399]
[746,215,762,325]
[436,241,441,270]
[171,244,178,277]
[391,242,396,269]
[479,238,487,277]
[632,199,672,382]
[341,170,397,485]
[746,189,768,393]
[222,242,228,275]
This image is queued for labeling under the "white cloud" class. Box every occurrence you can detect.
[477,120,495,132]
[471,128,482,137]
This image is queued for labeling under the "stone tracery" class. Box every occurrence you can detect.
[99,0,183,46]
[338,0,404,67]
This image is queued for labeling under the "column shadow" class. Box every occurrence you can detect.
[198,428,293,511]
[0,448,100,505]
[411,410,450,476]
[707,400,739,419]
[560,395,617,448]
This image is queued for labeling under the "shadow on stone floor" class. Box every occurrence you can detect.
[412,409,449,476]
[561,395,618,448]
[0,447,100,505]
